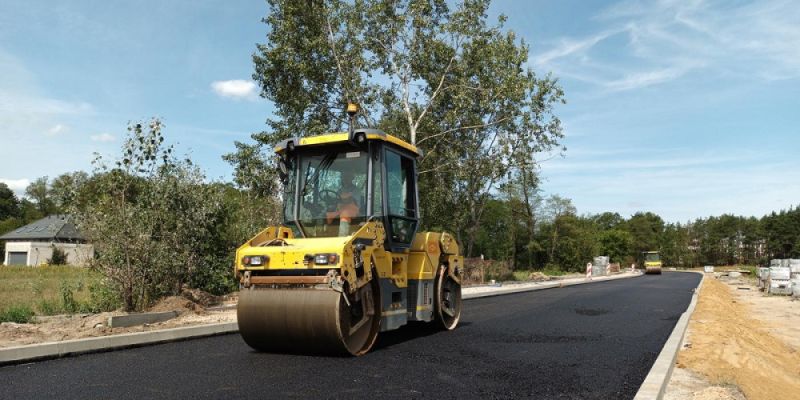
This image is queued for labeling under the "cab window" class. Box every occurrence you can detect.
[297,149,368,237]
[385,150,417,244]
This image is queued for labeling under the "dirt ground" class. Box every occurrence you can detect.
[665,273,800,400]
[0,293,237,348]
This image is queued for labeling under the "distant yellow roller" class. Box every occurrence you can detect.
[642,251,662,275]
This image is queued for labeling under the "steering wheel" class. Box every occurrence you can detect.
[318,189,340,211]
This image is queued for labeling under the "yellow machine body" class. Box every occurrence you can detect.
[235,129,463,355]
[643,251,662,275]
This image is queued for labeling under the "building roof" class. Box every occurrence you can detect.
[0,215,86,242]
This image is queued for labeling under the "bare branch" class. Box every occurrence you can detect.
[412,41,460,142]
[416,115,513,146]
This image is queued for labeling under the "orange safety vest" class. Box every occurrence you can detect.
[326,193,360,224]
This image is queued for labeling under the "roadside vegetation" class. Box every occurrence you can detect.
[0,265,117,322]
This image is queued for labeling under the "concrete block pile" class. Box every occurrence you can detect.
[763,259,800,296]
[592,256,609,276]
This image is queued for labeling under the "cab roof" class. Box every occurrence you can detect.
[274,128,421,156]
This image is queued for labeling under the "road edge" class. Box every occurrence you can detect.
[633,271,704,400]
[0,322,238,366]
[0,272,640,366]
[462,272,640,300]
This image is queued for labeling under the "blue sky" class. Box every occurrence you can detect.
[1,0,798,223]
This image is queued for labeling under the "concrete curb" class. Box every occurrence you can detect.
[0,272,641,366]
[0,322,238,366]
[108,310,182,328]
[462,272,640,300]
[633,271,705,400]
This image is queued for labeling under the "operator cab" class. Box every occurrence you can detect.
[275,129,420,251]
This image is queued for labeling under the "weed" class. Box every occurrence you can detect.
[60,280,79,313]
[86,279,121,313]
[0,305,35,323]
[37,299,62,315]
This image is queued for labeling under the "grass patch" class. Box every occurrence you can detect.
[541,266,568,276]
[0,265,108,317]
[510,268,570,282]
[0,304,34,323]
[512,270,529,281]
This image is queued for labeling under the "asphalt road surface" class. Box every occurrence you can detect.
[2,272,700,399]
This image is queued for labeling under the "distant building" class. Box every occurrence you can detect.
[0,215,93,266]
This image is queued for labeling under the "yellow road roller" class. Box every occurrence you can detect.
[642,251,662,274]
[234,113,463,356]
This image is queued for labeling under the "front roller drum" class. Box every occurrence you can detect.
[237,282,381,356]
[645,267,662,275]
[434,265,462,330]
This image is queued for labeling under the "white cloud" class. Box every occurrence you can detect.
[533,30,620,66]
[603,65,695,91]
[210,79,258,100]
[46,124,67,136]
[90,133,115,142]
[0,178,30,195]
[534,0,800,91]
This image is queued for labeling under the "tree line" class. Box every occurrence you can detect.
[467,196,800,272]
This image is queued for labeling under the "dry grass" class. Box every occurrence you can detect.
[0,265,98,315]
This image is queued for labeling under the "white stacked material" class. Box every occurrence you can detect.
[592,256,609,276]
[771,267,791,280]
[769,267,792,295]
[770,259,782,268]
[790,259,800,275]
[758,267,771,290]
[704,265,714,273]
[591,264,607,276]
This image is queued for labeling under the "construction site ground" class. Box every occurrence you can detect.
[664,271,800,400]
[0,294,238,348]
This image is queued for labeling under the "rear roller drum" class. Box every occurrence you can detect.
[237,277,381,356]
[434,265,462,330]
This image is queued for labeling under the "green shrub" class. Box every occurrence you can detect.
[484,261,514,282]
[60,280,80,313]
[37,299,62,315]
[85,279,121,313]
[0,305,35,323]
[512,270,530,281]
[48,247,68,265]
[189,257,237,296]
[542,264,568,276]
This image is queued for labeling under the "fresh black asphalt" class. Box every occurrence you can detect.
[2,272,700,399]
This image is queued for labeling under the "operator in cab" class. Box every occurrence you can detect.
[326,169,363,236]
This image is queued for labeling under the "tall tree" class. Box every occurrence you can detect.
[231,0,564,253]
[626,212,664,256]
[25,177,55,215]
[50,171,90,212]
[0,182,21,220]
[542,195,576,262]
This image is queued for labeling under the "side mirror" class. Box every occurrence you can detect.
[277,156,289,183]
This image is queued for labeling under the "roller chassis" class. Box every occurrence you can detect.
[235,220,462,355]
